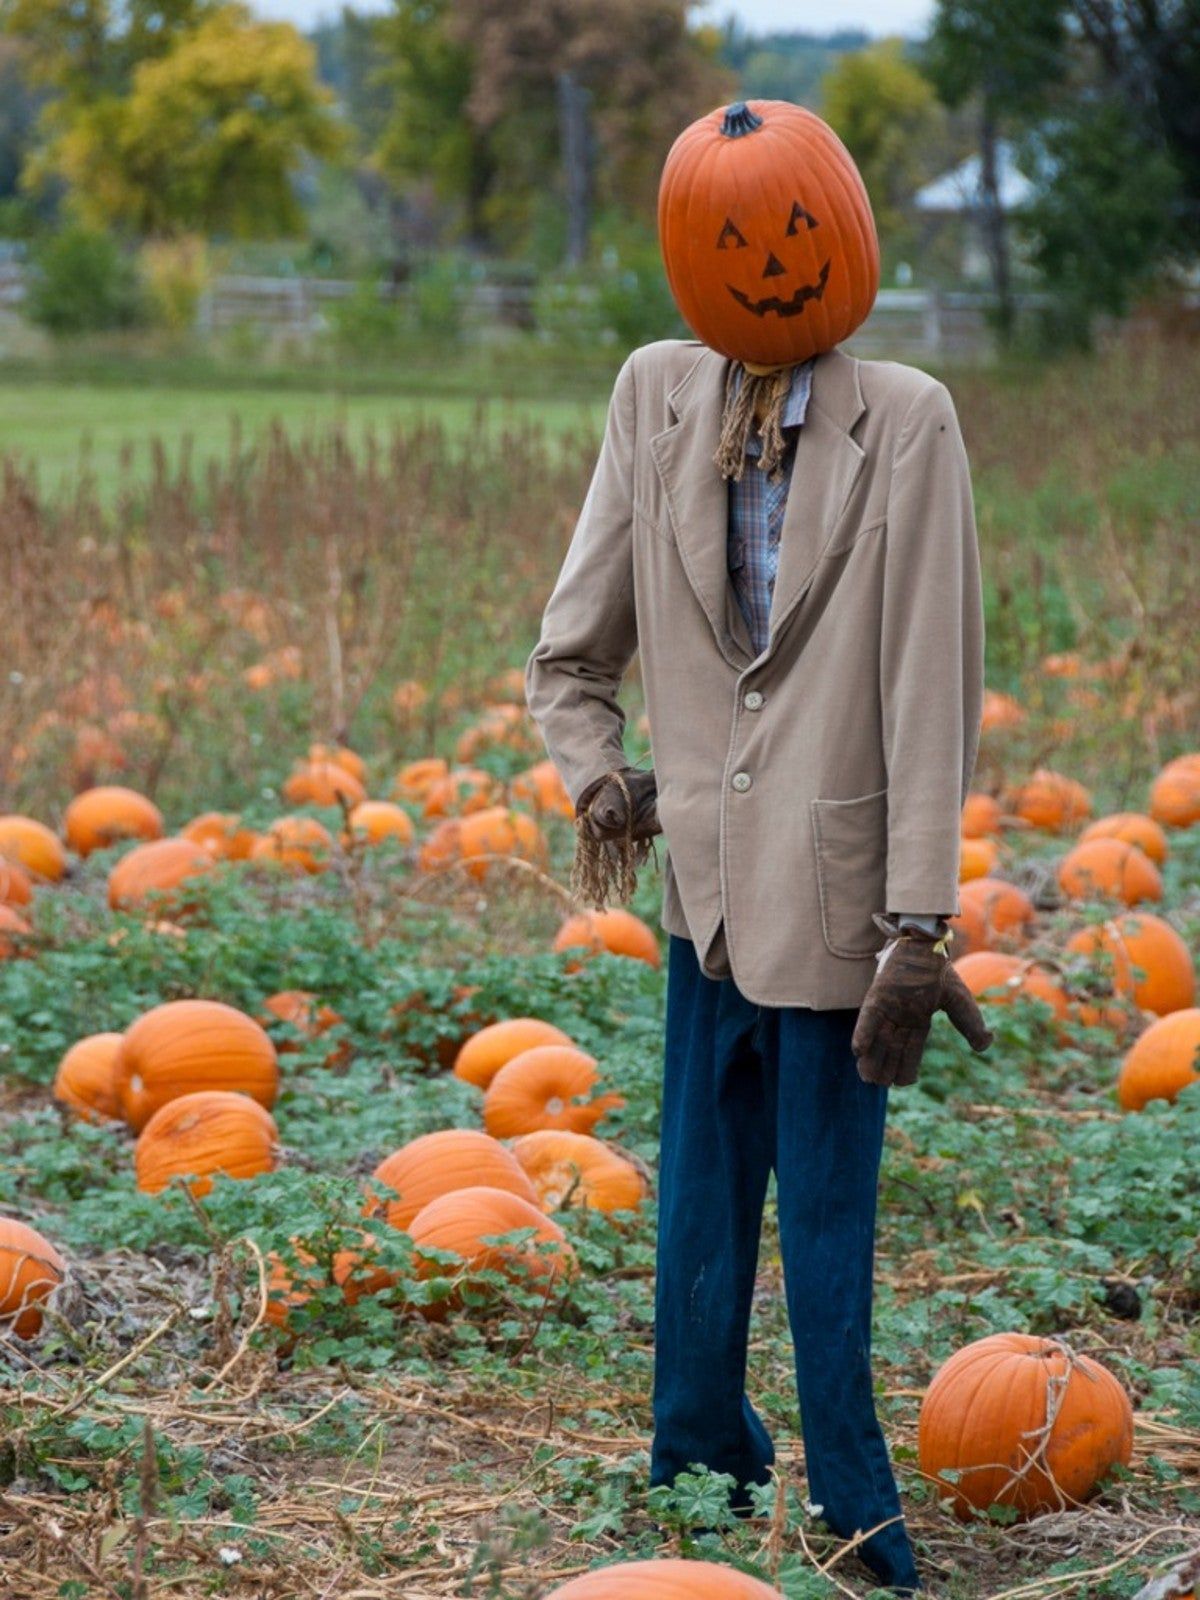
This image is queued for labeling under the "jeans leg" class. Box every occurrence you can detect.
[650,934,776,1502]
[770,1005,921,1593]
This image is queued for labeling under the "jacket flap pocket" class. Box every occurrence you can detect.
[811,788,889,959]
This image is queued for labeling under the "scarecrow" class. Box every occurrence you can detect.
[525,99,992,1596]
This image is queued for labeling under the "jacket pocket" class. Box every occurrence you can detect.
[810,787,889,958]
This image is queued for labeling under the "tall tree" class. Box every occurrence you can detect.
[49,7,343,236]
[820,39,947,251]
[925,0,1067,336]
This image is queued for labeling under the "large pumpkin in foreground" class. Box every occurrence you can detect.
[135,1090,279,1197]
[114,999,280,1131]
[657,99,878,367]
[545,1561,785,1599]
[918,1332,1133,1519]
[369,1129,539,1231]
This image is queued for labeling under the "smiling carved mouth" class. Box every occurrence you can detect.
[726,259,831,317]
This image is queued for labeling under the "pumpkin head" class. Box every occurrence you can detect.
[657,99,878,366]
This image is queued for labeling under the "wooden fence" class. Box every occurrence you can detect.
[0,261,1046,359]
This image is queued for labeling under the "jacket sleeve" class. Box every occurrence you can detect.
[880,378,985,917]
[524,348,640,808]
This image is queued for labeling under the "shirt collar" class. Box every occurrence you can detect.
[737,357,815,457]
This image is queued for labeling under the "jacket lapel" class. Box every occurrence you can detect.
[648,343,867,669]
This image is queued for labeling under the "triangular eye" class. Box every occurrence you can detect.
[716,217,748,249]
[786,202,818,234]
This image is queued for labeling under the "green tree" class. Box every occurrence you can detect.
[25,223,145,333]
[51,6,343,237]
[820,38,946,251]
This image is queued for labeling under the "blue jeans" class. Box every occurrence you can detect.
[650,933,920,1594]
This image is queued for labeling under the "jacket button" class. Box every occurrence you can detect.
[744,690,764,711]
[731,771,752,792]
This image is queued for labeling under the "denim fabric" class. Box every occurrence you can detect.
[727,357,814,656]
[650,933,921,1594]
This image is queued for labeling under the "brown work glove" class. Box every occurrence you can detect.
[851,914,994,1088]
[570,766,661,910]
[574,766,661,842]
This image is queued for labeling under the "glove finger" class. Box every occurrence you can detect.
[942,967,995,1052]
[854,1048,892,1088]
[851,1005,881,1059]
[894,1027,928,1087]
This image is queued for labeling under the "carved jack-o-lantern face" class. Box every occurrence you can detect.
[657,99,879,366]
[716,201,831,319]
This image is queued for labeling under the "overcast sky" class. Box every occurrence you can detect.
[252,0,935,39]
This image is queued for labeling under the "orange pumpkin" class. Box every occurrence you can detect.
[512,1130,646,1216]
[918,1333,1133,1519]
[0,1218,66,1339]
[959,836,999,882]
[509,760,574,818]
[485,667,528,704]
[953,953,1069,1022]
[114,999,280,1132]
[0,904,32,960]
[980,690,1026,731]
[1065,914,1194,1018]
[418,806,547,881]
[421,767,498,818]
[261,990,349,1068]
[1149,754,1200,829]
[393,757,448,802]
[370,1129,539,1231]
[0,857,33,909]
[657,100,878,367]
[345,801,415,848]
[961,793,1002,838]
[308,743,367,783]
[107,837,215,912]
[53,1032,124,1123]
[1117,1009,1200,1111]
[949,878,1036,956]
[250,816,333,875]
[282,761,367,808]
[408,1185,576,1297]
[1057,839,1162,907]
[266,1233,396,1331]
[453,1018,576,1090]
[483,1045,625,1140]
[1079,812,1169,866]
[545,1562,785,1600]
[554,909,662,969]
[180,811,258,860]
[135,1090,279,1197]
[1009,769,1092,833]
[0,815,67,881]
[63,786,164,857]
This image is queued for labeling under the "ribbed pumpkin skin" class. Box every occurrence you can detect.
[1079,812,1169,866]
[0,1218,66,1338]
[53,1032,124,1123]
[950,878,1036,956]
[114,1000,280,1132]
[0,815,68,881]
[107,837,215,911]
[512,1130,646,1216]
[1066,914,1195,1018]
[1149,754,1200,828]
[408,1185,575,1287]
[657,100,878,367]
[483,1046,625,1140]
[545,1558,786,1599]
[346,801,414,847]
[1009,770,1093,833]
[135,1090,279,1196]
[1058,839,1162,908]
[371,1129,539,1231]
[918,1333,1133,1519]
[954,954,1069,1021]
[554,910,661,969]
[1117,1009,1200,1111]
[961,793,1002,839]
[64,786,164,857]
[453,1018,576,1090]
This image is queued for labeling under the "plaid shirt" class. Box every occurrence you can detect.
[727,358,815,657]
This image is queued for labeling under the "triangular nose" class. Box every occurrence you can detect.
[763,252,786,278]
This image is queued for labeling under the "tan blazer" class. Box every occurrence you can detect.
[525,338,985,1007]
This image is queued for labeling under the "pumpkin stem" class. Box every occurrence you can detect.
[720,101,764,138]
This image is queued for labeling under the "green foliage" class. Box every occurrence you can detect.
[24,223,145,335]
[322,278,408,358]
[1019,99,1184,349]
[533,228,685,350]
[410,250,473,341]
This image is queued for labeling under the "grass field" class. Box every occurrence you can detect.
[0,328,1197,1600]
